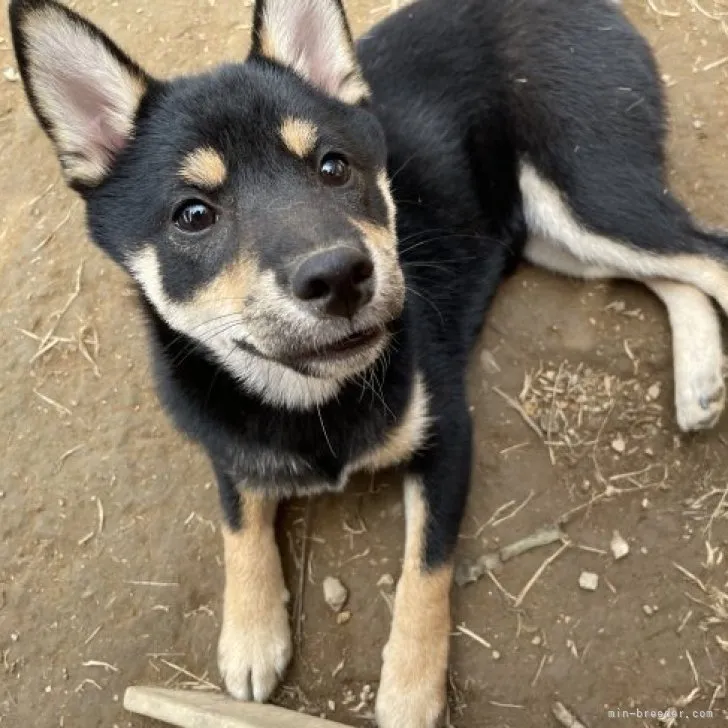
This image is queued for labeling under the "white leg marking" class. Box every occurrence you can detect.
[644,280,725,431]
[375,477,451,728]
[218,494,292,702]
[521,165,728,430]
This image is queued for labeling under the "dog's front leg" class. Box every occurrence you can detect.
[376,414,471,728]
[215,479,292,702]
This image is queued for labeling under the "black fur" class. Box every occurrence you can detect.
[10,0,726,580]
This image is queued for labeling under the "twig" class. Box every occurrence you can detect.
[294,501,312,648]
[492,386,543,438]
[158,659,220,691]
[491,490,535,528]
[531,654,548,687]
[500,526,564,562]
[33,389,72,416]
[552,701,589,728]
[456,624,492,649]
[32,202,78,252]
[514,542,570,607]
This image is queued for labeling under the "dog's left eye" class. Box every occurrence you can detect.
[173,200,217,233]
[319,153,351,186]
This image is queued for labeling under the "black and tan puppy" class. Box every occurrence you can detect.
[9,0,728,725]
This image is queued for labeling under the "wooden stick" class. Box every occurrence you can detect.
[124,687,354,727]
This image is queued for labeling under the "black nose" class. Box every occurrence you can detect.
[291,247,375,318]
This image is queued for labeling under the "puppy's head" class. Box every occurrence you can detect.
[10,0,404,405]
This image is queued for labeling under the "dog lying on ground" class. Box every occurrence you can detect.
[9,0,728,725]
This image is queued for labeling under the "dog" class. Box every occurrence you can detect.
[9,0,728,725]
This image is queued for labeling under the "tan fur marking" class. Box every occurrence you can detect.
[179,147,227,189]
[353,372,430,473]
[350,218,397,253]
[280,117,318,158]
[375,478,452,727]
[218,492,292,702]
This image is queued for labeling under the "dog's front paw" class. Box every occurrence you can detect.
[218,598,292,702]
[676,371,726,432]
[375,631,448,728]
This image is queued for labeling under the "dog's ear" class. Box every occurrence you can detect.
[251,0,370,105]
[9,0,150,189]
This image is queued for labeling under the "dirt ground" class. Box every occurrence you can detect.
[1,1,727,726]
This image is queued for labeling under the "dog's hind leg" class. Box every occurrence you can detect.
[643,280,725,431]
[522,187,727,432]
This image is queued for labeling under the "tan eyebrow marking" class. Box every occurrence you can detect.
[179,147,227,189]
[280,117,318,158]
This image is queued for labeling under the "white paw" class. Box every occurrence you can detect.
[217,600,292,702]
[676,372,725,432]
[375,638,447,728]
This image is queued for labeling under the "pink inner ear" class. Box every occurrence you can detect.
[61,70,130,162]
[290,11,348,96]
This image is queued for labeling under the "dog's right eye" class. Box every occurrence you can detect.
[173,200,217,233]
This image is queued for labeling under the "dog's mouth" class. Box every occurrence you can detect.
[234,326,386,370]
[291,326,385,364]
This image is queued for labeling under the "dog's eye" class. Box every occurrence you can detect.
[319,153,351,186]
[173,200,217,233]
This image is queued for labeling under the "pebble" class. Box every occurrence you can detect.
[3,67,19,82]
[610,435,626,454]
[643,604,654,616]
[491,650,501,660]
[480,349,501,375]
[323,576,348,613]
[377,573,394,590]
[531,635,542,646]
[610,531,630,560]
[646,383,661,401]
[579,571,599,591]
[336,610,351,625]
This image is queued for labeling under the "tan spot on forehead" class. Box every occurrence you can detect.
[179,147,227,189]
[280,117,318,158]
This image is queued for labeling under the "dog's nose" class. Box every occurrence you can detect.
[292,247,374,318]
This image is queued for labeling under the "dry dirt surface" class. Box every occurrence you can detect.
[1,1,728,727]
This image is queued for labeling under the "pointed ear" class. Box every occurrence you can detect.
[251,0,370,105]
[10,0,151,189]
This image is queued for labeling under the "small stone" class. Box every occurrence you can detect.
[642,498,650,509]
[336,610,351,625]
[610,435,626,454]
[610,531,630,560]
[647,383,661,401]
[3,67,19,82]
[377,573,395,590]
[643,604,654,616]
[531,635,542,646]
[480,349,501,375]
[693,118,704,130]
[323,576,348,613]
[491,650,501,660]
[579,571,599,591]
[10,632,19,642]
[327,700,336,712]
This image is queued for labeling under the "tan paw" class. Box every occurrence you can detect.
[375,633,448,728]
[217,597,292,702]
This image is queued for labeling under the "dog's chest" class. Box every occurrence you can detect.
[232,372,430,497]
